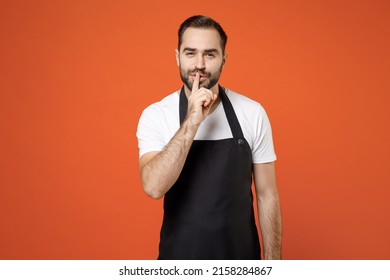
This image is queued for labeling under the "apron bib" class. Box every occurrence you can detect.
[158,86,260,259]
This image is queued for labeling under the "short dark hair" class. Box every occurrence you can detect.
[178,15,228,53]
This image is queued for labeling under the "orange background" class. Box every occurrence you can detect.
[1,0,389,259]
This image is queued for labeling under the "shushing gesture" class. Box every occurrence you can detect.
[186,72,218,128]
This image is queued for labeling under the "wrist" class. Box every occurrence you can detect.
[182,116,200,134]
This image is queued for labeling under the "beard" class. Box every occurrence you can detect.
[179,64,223,91]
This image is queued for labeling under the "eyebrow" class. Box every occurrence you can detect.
[182,48,219,53]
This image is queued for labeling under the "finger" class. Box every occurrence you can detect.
[197,88,213,99]
[204,94,216,108]
[202,94,214,107]
[203,100,211,107]
[192,72,200,93]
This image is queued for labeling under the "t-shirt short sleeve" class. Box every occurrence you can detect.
[251,106,277,164]
[137,104,167,158]
[136,93,180,158]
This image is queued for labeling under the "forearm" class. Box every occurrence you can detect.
[141,118,198,199]
[258,191,282,260]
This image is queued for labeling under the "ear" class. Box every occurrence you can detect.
[175,49,179,66]
[222,52,228,67]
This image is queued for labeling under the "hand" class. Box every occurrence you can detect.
[186,72,218,127]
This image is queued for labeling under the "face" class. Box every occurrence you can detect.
[176,27,226,92]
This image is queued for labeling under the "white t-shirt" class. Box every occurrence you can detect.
[137,88,277,163]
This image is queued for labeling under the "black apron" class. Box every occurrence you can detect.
[158,86,260,260]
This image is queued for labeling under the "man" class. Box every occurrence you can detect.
[137,15,282,260]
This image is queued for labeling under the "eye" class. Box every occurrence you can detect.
[185,52,195,56]
[206,53,216,58]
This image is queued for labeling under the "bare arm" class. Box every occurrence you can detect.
[139,118,197,199]
[139,73,217,199]
[253,162,282,259]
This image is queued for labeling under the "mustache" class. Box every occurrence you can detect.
[188,70,211,77]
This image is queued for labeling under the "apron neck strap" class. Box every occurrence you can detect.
[179,85,244,139]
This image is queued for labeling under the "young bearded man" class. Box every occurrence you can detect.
[137,15,282,260]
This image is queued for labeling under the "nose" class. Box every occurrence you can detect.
[195,53,205,70]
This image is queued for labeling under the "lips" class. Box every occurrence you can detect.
[190,72,209,80]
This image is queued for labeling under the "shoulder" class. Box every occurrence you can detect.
[224,88,267,118]
[142,91,179,116]
[139,92,179,123]
[224,88,276,163]
[137,91,181,157]
[137,91,180,136]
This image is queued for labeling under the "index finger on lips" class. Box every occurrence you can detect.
[192,72,200,94]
